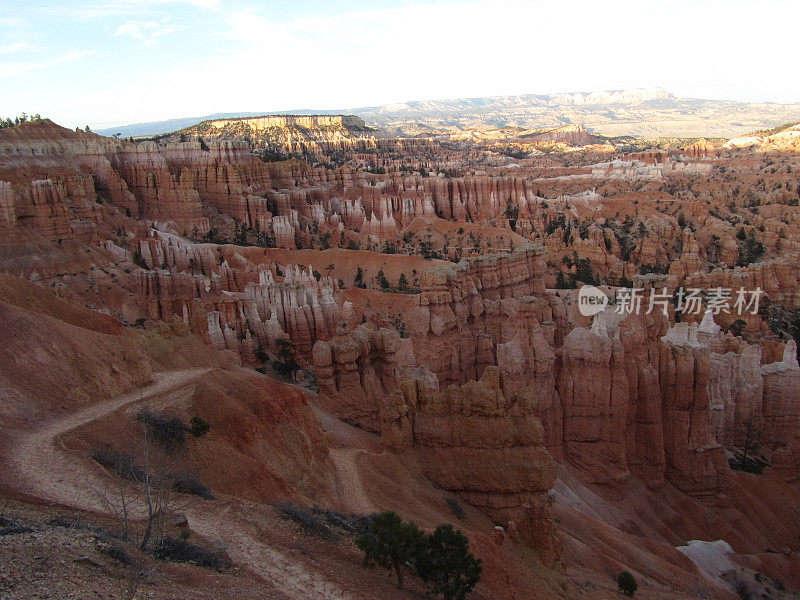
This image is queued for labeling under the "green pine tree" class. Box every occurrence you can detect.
[356,511,426,590]
[417,524,482,600]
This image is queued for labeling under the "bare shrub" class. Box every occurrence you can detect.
[277,502,337,541]
[445,497,465,520]
[99,541,134,565]
[90,410,213,555]
[92,447,143,481]
[92,424,190,550]
[169,473,215,499]
[733,576,754,600]
[137,424,184,551]
[91,449,141,541]
[136,409,187,454]
[311,507,371,535]
[155,536,232,569]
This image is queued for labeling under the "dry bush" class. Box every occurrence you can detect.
[155,536,232,570]
[136,409,187,454]
[445,497,465,520]
[277,502,337,541]
[733,576,754,600]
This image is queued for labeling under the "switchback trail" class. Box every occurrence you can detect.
[1,367,356,600]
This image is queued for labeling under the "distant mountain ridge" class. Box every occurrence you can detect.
[96,109,340,138]
[97,88,800,139]
[367,87,673,114]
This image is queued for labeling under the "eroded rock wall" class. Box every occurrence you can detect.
[380,367,561,567]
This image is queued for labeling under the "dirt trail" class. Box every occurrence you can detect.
[311,401,380,515]
[329,449,378,515]
[1,368,356,600]
[3,368,209,509]
[189,505,355,600]
[311,402,381,454]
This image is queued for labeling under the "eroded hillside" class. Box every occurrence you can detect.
[2,118,800,599]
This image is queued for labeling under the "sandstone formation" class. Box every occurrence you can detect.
[762,340,800,446]
[556,326,629,487]
[3,117,800,530]
[406,245,561,387]
[313,323,402,431]
[658,322,731,499]
[180,114,437,162]
[3,109,800,600]
[380,367,561,567]
[519,124,600,146]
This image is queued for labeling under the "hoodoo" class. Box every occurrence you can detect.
[4,3,800,598]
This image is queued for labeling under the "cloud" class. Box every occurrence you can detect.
[48,0,222,21]
[205,0,800,108]
[0,42,27,55]
[113,20,182,44]
[0,17,27,28]
[210,1,612,105]
[0,50,95,78]
[6,0,800,127]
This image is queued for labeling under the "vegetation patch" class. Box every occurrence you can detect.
[155,536,232,570]
[276,502,338,541]
[357,511,482,599]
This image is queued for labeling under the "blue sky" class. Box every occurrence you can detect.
[1,0,799,129]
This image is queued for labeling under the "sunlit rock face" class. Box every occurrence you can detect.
[380,367,562,567]
[556,326,630,487]
[762,340,800,446]
[313,323,402,431]
[4,117,800,510]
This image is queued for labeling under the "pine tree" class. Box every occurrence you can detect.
[377,268,390,290]
[617,571,638,597]
[354,265,365,288]
[417,524,482,600]
[274,338,298,376]
[357,511,426,590]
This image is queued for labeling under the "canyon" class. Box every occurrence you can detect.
[2,114,800,600]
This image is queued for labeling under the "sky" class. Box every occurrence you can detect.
[1,0,799,129]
